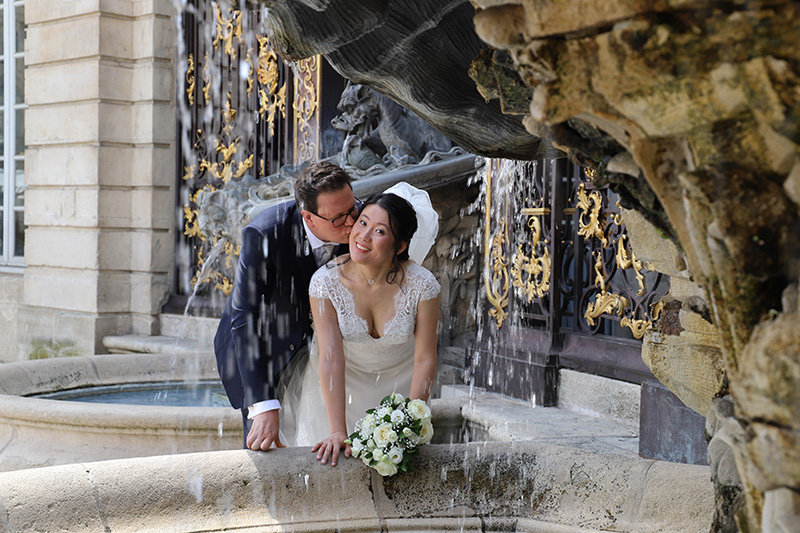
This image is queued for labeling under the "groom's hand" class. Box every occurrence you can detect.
[247,410,285,451]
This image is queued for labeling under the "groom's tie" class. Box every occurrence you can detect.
[314,243,337,266]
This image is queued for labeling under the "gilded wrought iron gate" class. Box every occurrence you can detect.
[478,158,669,405]
[172,0,335,314]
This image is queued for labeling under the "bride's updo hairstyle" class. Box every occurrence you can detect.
[364,192,418,286]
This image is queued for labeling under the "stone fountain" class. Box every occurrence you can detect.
[249,0,800,529]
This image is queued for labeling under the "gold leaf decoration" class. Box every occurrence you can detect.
[186,53,195,106]
[584,250,630,326]
[484,161,509,328]
[510,215,551,301]
[615,234,646,296]
[202,51,211,105]
[293,55,320,165]
[245,49,254,96]
[651,299,665,321]
[486,217,510,328]
[576,183,607,246]
[620,317,651,339]
[213,4,243,58]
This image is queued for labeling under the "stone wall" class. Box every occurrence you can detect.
[0,275,23,362]
[10,0,177,359]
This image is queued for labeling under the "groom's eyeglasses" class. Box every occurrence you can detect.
[313,198,363,228]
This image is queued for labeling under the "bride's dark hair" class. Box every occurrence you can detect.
[364,192,418,286]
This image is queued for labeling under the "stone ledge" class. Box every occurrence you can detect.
[0,442,713,532]
[160,313,221,344]
[102,334,213,355]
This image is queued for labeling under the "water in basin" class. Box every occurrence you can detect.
[36,381,231,408]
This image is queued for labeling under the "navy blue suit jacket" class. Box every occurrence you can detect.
[214,200,320,410]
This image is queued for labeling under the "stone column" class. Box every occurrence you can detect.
[19,0,176,357]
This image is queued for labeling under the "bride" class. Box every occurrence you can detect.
[280,184,440,466]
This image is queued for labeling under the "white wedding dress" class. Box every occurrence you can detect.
[280,260,440,446]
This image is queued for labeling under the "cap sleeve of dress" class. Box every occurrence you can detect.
[412,263,441,301]
[308,267,330,300]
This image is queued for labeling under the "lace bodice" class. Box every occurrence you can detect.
[309,261,440,366]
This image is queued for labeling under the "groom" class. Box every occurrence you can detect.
[214,161,358,451]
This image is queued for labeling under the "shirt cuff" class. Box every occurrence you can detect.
[247,400,281,419]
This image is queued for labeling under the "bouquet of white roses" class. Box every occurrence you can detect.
[345,392,433,477]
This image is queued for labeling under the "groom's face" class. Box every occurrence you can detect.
[303,185,357,244]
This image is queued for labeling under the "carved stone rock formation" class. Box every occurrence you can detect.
[254,0,553,160]
[252,0,800,529]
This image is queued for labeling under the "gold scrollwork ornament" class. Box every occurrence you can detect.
[510,215,551,301]
[213,5,243,58]
[620,317,651,339]
[584,250,630,326]
[615,234,646,296]
[576,183,607,246]
[294,56,320,164]
[486,217,510,328]
[186,54,195,106]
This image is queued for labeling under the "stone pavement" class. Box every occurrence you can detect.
[438,385,640,458]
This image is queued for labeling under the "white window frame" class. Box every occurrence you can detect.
[0,0,25,269]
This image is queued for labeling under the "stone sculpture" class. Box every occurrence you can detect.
[333,82,460,175]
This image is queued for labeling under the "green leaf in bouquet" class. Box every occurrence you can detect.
[381,395,392,405]
[366,409,375,414]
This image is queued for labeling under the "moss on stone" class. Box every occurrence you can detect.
[29,339,79,360]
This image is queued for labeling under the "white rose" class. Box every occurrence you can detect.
[374,458,398,477]
[362,414,377,429]
[362,454,372,466]
[366,439,376,450]
[390,409,405,425]
[373,423,398,447]
[408,399,431,420]
[403,427,420,445]
[351,438,364,455]
[418,420,434,444]
[391,392,405,406]
[376,406,391,419]
[387,446,404,465]
[371,448,384,462]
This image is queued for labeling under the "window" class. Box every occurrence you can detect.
[0,0,24,267]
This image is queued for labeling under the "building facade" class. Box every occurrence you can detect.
[1,1,175,361]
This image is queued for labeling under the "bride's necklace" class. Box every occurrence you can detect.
[355,267,380,286]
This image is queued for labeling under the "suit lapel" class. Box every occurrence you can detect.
[292,206,318,284]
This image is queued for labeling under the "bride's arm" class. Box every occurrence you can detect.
[409,296,440,402]
[309,296,351,466]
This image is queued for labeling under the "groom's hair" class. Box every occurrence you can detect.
[366,193,418,286]
[294,161,352,213]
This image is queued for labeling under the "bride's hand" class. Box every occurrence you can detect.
[311,431,351,466]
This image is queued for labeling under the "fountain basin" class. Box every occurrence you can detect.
[0,353,714,531]
[0,442,714,532]
[0,353,241,471]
